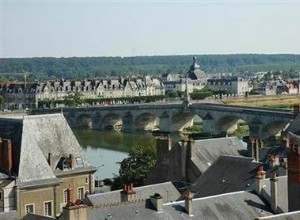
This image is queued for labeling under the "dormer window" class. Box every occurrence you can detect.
[76,157,84,167]
[56,156,74,170]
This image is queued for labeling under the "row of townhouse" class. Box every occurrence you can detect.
[0,76,165,109]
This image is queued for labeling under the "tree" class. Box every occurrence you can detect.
[112,144,157,189]
[63,91,84,107]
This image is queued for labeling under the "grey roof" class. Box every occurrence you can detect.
[86,181,181,206]
[261,176,288,213]
[87,191,273,220]
[191,137,246,173]
[22,213,55,220]
[0,211,18,220]
[257,210,300,220]
[190,155,260,198]
[0,114,93,187]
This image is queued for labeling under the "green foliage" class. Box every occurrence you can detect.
[249,89,260,95]
[112,145,157,189]
[64,91,84,107]
[166,91,179,98]
[1,54,300,81]
[190,90,213,100]
[184,124,202,133]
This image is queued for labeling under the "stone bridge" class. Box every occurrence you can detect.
[33,102,294,139]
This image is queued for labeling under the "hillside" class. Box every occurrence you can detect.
[0,54,300,81]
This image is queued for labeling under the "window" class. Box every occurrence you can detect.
[25,204,34,214]
[85,177,89,184]
[63,189,68,204]
[76,157,84,167]
[44,201,52,217]
[77,187,84,200]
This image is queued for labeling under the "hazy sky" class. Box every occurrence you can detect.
[1,0,300,58]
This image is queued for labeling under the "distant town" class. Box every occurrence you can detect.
[0,56,300,111]
[1,56,300,220]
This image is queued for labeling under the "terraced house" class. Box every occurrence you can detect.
[0,76,165,110]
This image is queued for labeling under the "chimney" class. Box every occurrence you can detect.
[270,172,278,213]
[268,154,280,169]
[185,190,193,216]
[259,139,264,149]
[121,183,136,202]
[255,166,265,195]
[69,154,75,169]
[62,189,88,220]
[250,138,260,162]
[156,134,172,163]
[286,142,300,211]
[48,153,52,168]
[255,139,260,162]
[187,138,195,159]
[0,139,13,173]
[66,187,74,207]
[150,193,163,212]
[293,103,300,117]
[250,138,255,158]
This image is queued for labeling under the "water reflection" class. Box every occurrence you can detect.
[73,129,157,179]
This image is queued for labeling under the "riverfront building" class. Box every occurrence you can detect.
[0,76,165,110]
[0,114,96,218]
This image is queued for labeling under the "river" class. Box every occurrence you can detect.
[73,129,158,179]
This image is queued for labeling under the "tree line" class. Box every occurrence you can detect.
[1,54,300,81]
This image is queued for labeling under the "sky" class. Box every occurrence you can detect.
[1,0,300,58]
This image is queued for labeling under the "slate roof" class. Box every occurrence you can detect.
[0,114,94,188]
[261,176,288,213]
[86,181,181,206]
[189,155,261,198]
[87,191,273,220]
[22,213,55,220]
[257,210,300,220]
[191,136,246,173]
[0,211,18,220]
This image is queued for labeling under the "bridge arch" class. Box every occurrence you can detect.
[263,121,288,138]
[102,113,123,131]
[134,112,158,131]
[170,112,195,132]
[76,114,93,129]
[218,115,249,136]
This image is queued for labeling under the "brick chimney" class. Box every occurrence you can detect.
[121,183,136,202]
[150,193,163,212]
[268,154,280,169]
[185,190,193,216]
[66,187,74,207]
[0,139,13,173]
[61,188,88,220]
[69,154,75,169]
[47,152,53,169]
[287,142,300,211]
[255,166,265,195]
[270,172,278,213]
